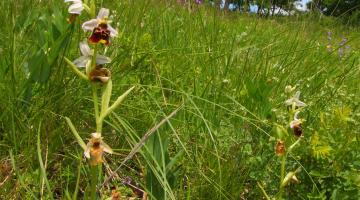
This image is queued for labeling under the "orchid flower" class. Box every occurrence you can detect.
[73,41,111,68]
[290,111,303,137]
[285,91,306,108]
[82,8,118,45]
[64,0,84,15]
[84,132,113,166]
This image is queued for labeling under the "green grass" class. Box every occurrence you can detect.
[0,0,359,199]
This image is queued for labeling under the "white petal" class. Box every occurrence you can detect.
[107,24,118,37]
[294,91,301,99]
[97,8,110,19]
[95,55,111,64]
[290,120,299,129]
[96,76,110,83]
[102,142,114,154]
[295,100,306,107]
[293,111,300,120]
[84,142,91,158]
[79,41,92,56]
[91,132,102,139]
[82,19,99,31]
[284,98,294,106]
[68,2,84,14]
[73,56,90,68]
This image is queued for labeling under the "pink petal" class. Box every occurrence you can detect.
[97,8,109,19]
[107,24,118,37]
[79,41,92,56]
[68,2,84,15]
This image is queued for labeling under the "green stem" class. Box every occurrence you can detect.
[90,0,97,18]
[257,182,271,200]
[279,155,286,199]
[90,165,99,200]
[83,4,91,14]
[92,85,101,133]
[90,44,101,133]
[87,44,98,76]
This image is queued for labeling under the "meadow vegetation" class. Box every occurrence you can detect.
[0,0,359,199]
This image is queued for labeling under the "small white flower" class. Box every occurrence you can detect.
[222,79,230,84]
[82,8,118,37]
[73,41,111,68]
[285,91,306,107]
[64,0,84,15]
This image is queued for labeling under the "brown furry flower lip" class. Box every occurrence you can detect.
[292,123,303,137]
[89,66,111,83]
[84,133,113,166]
[276,140,285,156]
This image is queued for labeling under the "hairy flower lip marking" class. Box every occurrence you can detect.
[82,8,118,45]
[88,25,111,45]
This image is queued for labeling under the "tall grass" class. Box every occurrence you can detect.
[0,0,359,199]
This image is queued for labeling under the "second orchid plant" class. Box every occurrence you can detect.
[63,0,134,198]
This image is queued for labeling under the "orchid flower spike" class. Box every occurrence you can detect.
[64,0,84,15]
[73,41,111,68]
[82,8,118,45]
[84,132,113,166]
[285,91,306,108]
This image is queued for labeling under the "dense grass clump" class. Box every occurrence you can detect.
[0,0,359,199]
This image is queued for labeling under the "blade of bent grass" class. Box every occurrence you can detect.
[100,104,184,189]
[9,151,37,199]
[37,122,54,200]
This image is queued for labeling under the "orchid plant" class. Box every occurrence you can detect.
[259,86,307,200]
[277,87,306,199]
[63,0,134,199]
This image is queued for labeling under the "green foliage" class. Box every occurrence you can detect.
[0,0,359,199]
[309,0,360,25]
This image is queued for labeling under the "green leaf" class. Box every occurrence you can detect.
[99,86,135,122]
[101,79,112,115]
[65,117,87,150]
